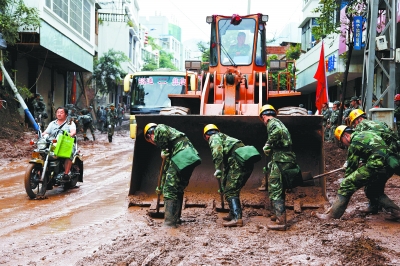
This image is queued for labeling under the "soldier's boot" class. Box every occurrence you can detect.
[258,175,267,191]
[267,199,287,231]
[222,198,234,221]
[359,198,379,215]
[222,197,243,227]
[83,134,89,141]
[93,135,96,141]
[176,193,184,224]
[108,136,112,143]
[164,199,179,228]
[315,194,350,220]
[379,194,400,221]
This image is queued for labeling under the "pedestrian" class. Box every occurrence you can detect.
[350,96,362,110]
[117,103,124,129]
[314,126,400,221]
[326,101,340,142]
[321,102,331,141]
[32,93,48,130]
[78,111,95,141]
[106,103,117,143]
[203,124,260,227]
[42,107,76,181]
[259,104,303,230]
[342,100,351,125]
[96,106,105,133]
[144,123,201,228]
[394,94,400,138]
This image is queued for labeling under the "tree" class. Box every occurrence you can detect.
[311,0,340,41]
[197,41,209,71]
[91,49,129,95]
[0,0,40,46]
[142,56,158,71]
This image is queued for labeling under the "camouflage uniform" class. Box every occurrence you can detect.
[208,132,253,201]
[264,117,298,201]
[106,105,118,142]
[116,104,124,128]
[328,108,339,142]
[228,44,251,56]
[32,96,47,130]
[154,124,199,200]
[342,108,352,125]
[79,114,95,141]
[321,106,331,141]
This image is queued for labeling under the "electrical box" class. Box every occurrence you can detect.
[395,48,400,63]
[375,36,388,51]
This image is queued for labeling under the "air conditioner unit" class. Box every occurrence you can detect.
[376,36,388,51]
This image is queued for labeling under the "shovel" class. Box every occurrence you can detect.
[147,157,166,219]
[302,167,345,185]
[215,177,229,213]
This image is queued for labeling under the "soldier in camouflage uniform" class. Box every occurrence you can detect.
[144,123,200,228]
[350,96,362,111]
[394,94,400,138]
[203,124,254,227]
[32,93,47,131]
[259,104,302,230]
[321,102,331,141]
[106,103,118,143]
[315,126,400,221]
[342,100,351,125]
[228,32,251,57]
[326,101,340,142]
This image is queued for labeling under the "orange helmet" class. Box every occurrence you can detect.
[395,94,400,101]
[349,109,365,126]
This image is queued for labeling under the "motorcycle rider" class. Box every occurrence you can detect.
[42,106,76,181]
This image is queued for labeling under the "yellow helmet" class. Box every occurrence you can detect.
[144,123,157,142]
[203,124,219,139]
[259,104,277,120]
[335,125,352,141]
[349,109,365,126]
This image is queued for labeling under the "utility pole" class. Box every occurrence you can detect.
[247,0,251,15]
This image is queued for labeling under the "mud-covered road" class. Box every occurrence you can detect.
[0,131,400,265]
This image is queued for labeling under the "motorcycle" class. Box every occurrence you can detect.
[24,129,84,199]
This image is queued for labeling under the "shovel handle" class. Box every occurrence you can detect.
[313,167,345,179]
[217,178,224,210]
[156,157,166,213]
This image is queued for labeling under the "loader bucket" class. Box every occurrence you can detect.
[129,115,325,200]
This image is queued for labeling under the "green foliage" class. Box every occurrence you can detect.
[17,85,33,100]
[0,0,40,46]
[267,55,295,91]
[91,49,129,95]
[142,56,158,71]
[311,0,340,41]
[286,44,301,60]
[158,50,177,70]
[197,41,209,70]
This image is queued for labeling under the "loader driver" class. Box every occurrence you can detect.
[144,123,201,228]
[203,124,255,227]
[314,126,400,222]
[42,107,76,181]
[259,104,303,231]
[228,32,250,57]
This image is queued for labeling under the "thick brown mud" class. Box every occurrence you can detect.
[0,132,399,265]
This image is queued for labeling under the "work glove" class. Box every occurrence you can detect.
[155,186,162,195]
[108,124,112,128]
[342,161,348,168]
[263,144,271,156]
[214,169,222,179]
[161,149,170,159]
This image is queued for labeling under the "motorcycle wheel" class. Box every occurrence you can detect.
[24,164,47,199]
[63,163,80,190]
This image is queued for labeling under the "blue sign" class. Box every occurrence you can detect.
[354,16,363,50]
[328,55,336,72]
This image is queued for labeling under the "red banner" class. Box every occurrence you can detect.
[314,42,329,113]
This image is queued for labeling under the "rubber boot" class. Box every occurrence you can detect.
[379,194,400,221]
[315,194,350,220]
[222,197,243,227]
[83,134,89,141]
[222,198,234,221]
[108,136,112,143]
[176,193,184,224]
[359,198,379,215]
[267,199,287,231]
[164,199,179,228]
[258,175,267,191]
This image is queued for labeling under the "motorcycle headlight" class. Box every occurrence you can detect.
[37,138,48,150]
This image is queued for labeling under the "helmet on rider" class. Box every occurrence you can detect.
[144,123,157,143]
[203,124,220,140]
[395,94,400,101]
[259,104,277,120]
[335,125,353,141]
[349,109,366,126]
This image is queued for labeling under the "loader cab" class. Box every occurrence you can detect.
[208,14,267,70]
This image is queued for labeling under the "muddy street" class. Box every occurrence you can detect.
[0,132,400,265]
